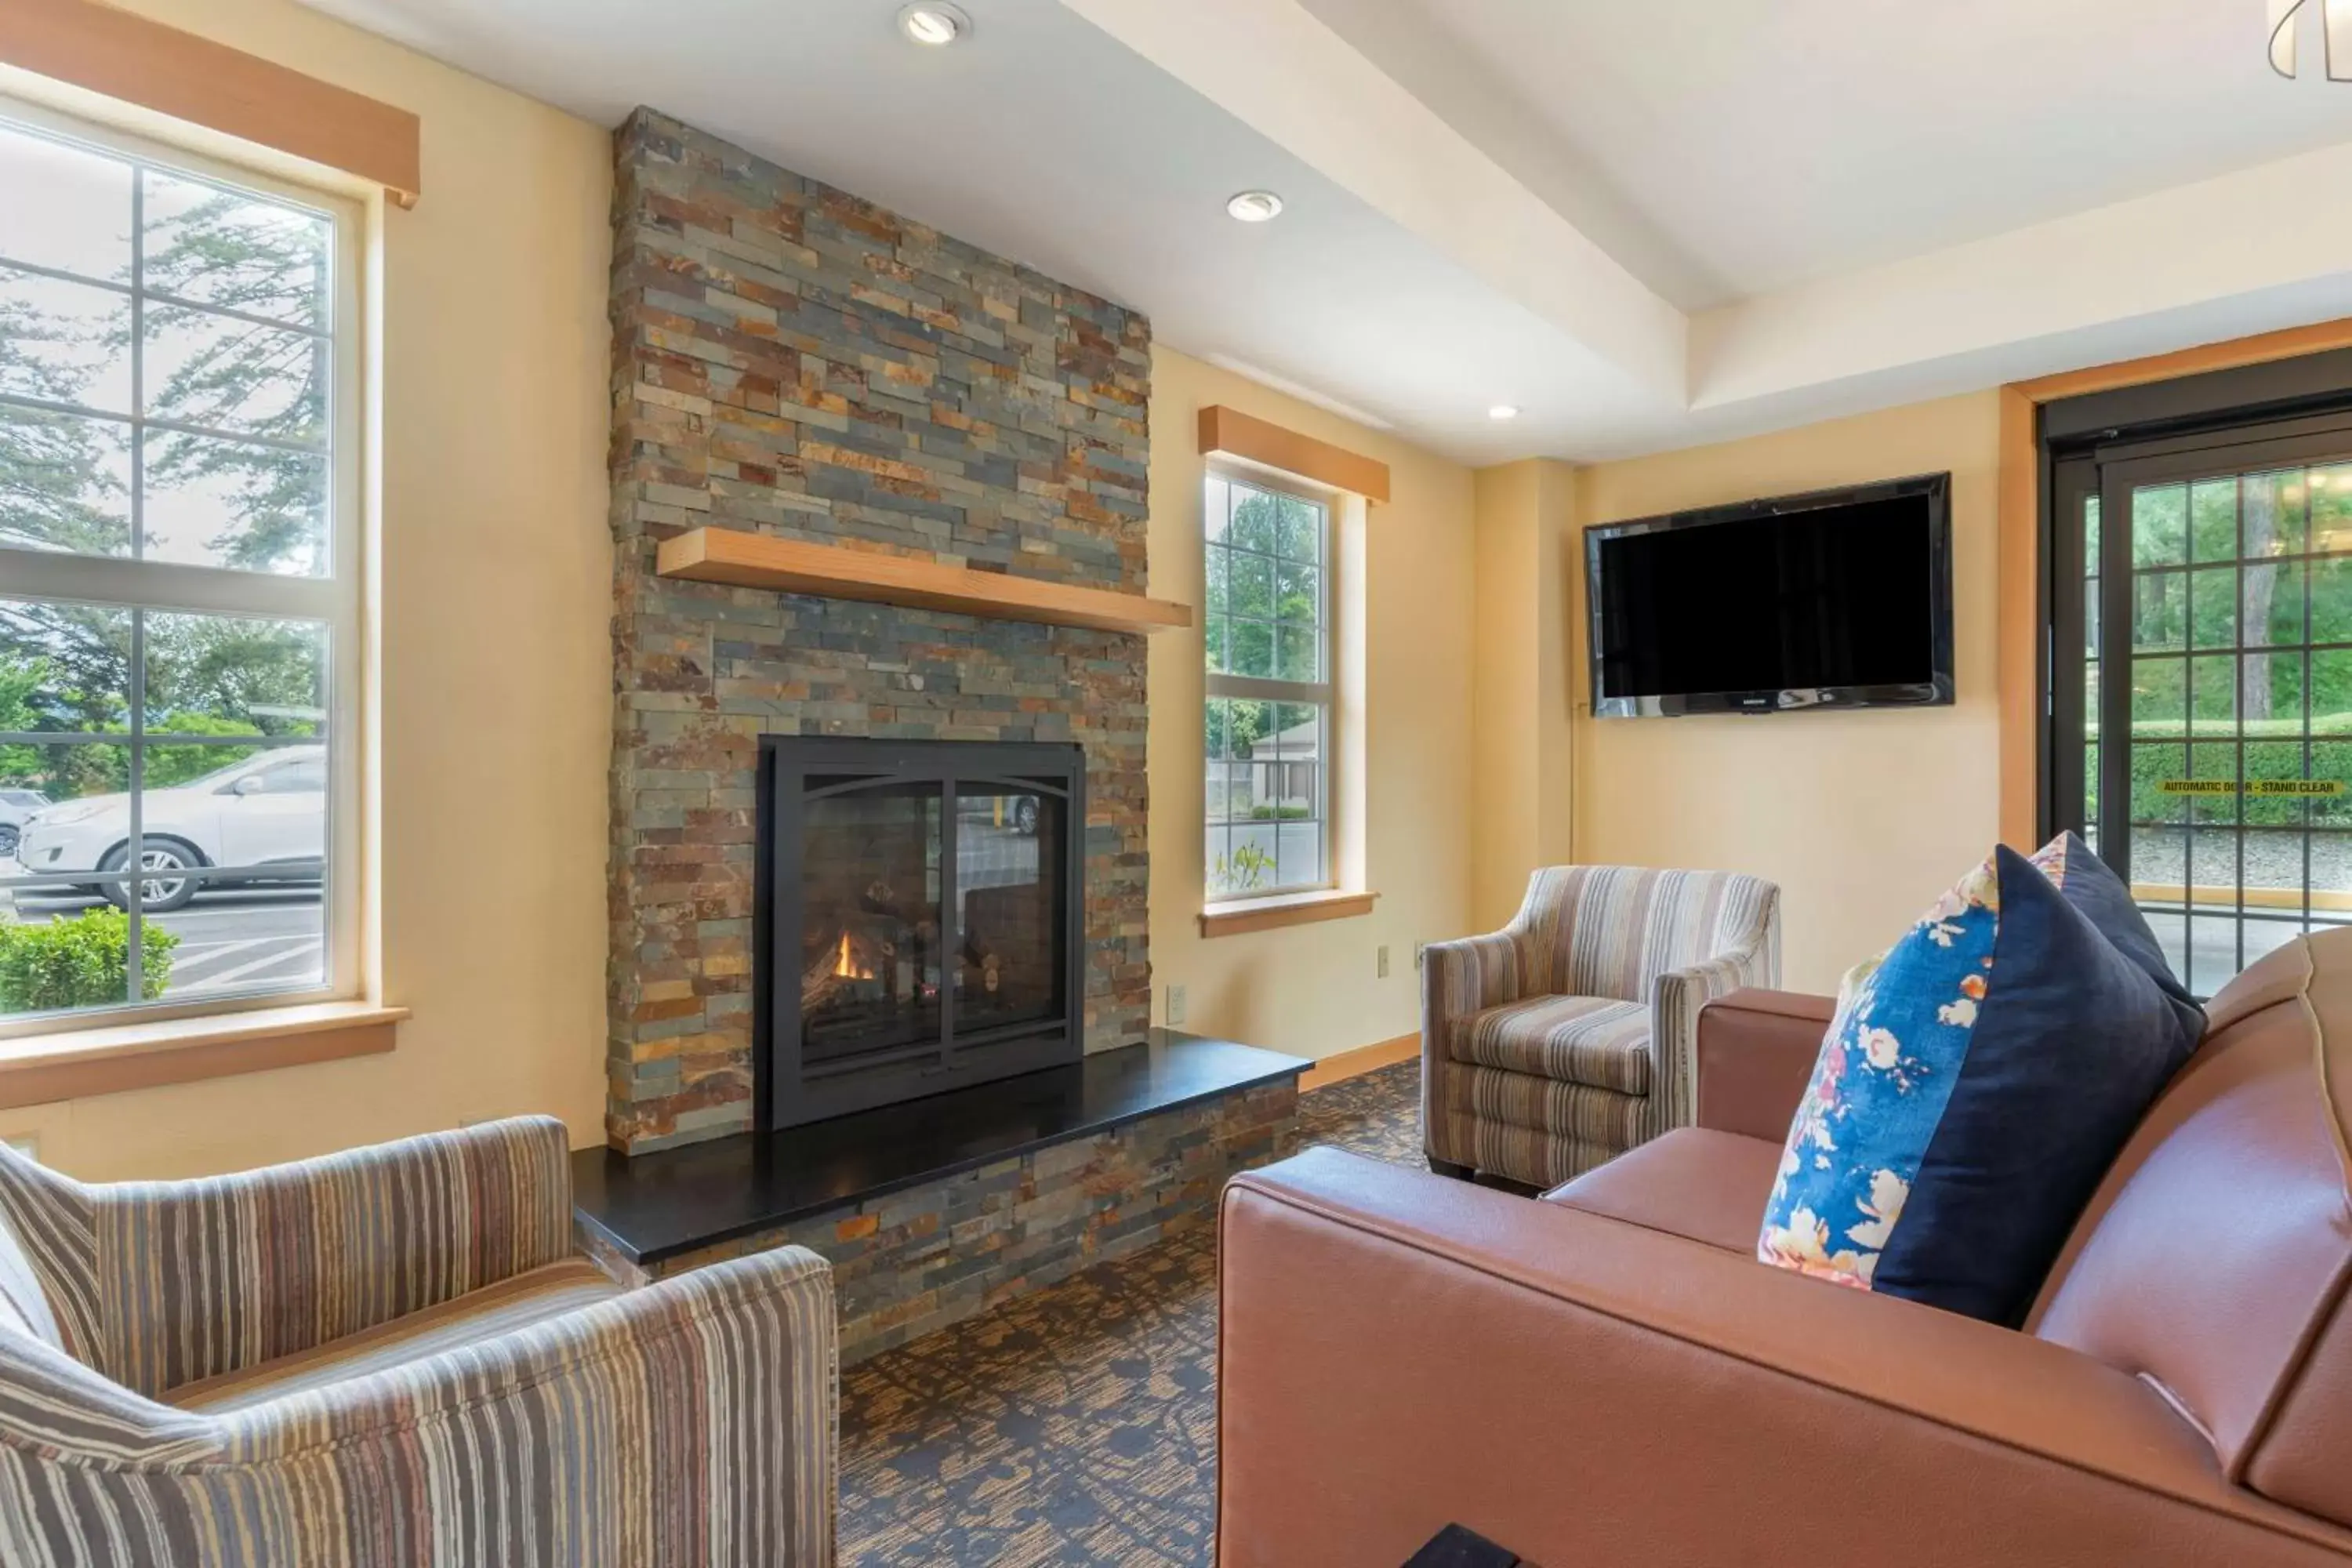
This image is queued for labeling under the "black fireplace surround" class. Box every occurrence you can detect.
[756,736,1087,1130]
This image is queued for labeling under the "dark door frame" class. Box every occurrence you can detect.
[1996,318,2352,851]
[2028,355,2352,850]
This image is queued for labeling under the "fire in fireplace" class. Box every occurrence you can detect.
[757,737,1087,1130]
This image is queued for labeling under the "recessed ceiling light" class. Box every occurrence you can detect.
[1488,405,1521,421]
[898,3,969,45]
[1226,191,1284,223]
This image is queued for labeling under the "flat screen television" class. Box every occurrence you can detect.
[1585,471,1954,717]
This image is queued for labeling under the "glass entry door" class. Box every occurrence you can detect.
[2057,426,2352,996]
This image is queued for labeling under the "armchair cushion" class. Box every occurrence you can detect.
[1760,845,2205,1323]
[166,1257,623,1414]
[1448,994,1650,1094]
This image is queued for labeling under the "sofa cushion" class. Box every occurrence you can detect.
[165,1257,623,1414]
[1758,844,2204,1324]
[1544,1128,1780,1254]
[1450,995,1650,1094]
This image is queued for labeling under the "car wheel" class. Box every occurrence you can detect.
[0,824,16,859]
[1014,797,1040,835]
[100,839,205,913]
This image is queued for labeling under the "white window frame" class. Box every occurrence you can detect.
[1203,466,1335,901]
[0,96,365,1040]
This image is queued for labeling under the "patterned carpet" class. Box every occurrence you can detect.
[837,1060,1425,1566]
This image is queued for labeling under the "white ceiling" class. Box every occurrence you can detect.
[1343,0,2352,306]
[302,0,2352,464]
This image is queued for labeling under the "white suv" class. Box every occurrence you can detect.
[12,747,325,912]
[0,789,49,862]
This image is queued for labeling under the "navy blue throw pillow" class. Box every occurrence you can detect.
[1761,844,2205,1325]
[2032,830,2202,1022]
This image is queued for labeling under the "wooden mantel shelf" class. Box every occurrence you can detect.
[656,528,1192,636]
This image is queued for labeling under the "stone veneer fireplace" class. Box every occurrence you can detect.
[581,109,1308,1362]
[604,109,1152,1153]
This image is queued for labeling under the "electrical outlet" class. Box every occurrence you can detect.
[1377,944,1391,979]
[1167,983,1188,1028]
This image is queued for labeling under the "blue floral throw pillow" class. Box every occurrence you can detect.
[1757,841,2205,1324]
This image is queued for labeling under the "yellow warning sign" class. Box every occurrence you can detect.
[2158,779,2347,797]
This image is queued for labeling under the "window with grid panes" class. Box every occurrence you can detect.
[0,103,360,1032]
[1203,472,1330,899]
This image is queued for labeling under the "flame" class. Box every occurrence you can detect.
[833,931,872,981]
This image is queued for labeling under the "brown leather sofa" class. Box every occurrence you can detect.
[1218,931,2352,1566]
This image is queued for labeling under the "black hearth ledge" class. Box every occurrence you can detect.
[572,1030,1309,1266]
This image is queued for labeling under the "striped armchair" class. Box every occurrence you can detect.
[1423,866,1781,1188]
[0,1117,836,1567]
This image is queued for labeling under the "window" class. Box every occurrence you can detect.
[0,102,359,1033]
[1203,471,1331,898]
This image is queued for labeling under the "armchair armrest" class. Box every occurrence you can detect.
[1646,947,1775,1134]
[0,1247,837,1566]
[92,1116,575,1397]
[1421,931,1528,1167]
[1695,987,1835,1141]
[1421,931,1528,1021]
[1218,1149,2347,1568]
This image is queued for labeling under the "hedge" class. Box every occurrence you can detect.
[2089,717,2352,828]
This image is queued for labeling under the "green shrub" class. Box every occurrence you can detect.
[1247,805,1312,821]
[0,909,178,1013]
[2092,717,2352,829]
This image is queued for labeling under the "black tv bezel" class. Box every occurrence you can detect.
[1584,470,1956,718]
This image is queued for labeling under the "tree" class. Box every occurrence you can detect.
[2243,479,2280,724]
[1204,487,1323,765]
[0,165,327,804]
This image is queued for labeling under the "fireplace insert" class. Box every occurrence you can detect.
[756,736,1086,1130]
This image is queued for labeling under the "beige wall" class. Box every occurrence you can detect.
[0,0,1999,1174]
[1471,459,1578,931]
[1569,392,2005,993]
[0,0,615,1178]
[0,4,1477,1178]
[1148,349,1479,1060]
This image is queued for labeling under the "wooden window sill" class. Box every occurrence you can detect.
[0,1002,406,1109]
[1199,890,1378,938]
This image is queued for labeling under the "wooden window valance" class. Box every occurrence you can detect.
[0,0,421,207]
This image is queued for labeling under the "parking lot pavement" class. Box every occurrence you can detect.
[9,887,324,996]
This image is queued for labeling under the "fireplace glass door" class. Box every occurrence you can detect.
[953,783,1066,1036]
[798,782,943,1065]
[762,738,1086,1129]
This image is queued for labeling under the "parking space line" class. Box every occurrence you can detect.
[176,942,325,993]
[169,936,292,975]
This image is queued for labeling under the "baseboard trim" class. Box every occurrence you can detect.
[1299,1033,1419,1093]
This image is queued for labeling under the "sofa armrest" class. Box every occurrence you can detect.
[1218,1149,2347,1568]
[1694,987,1834,1141]
[91,1116,576,1397]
